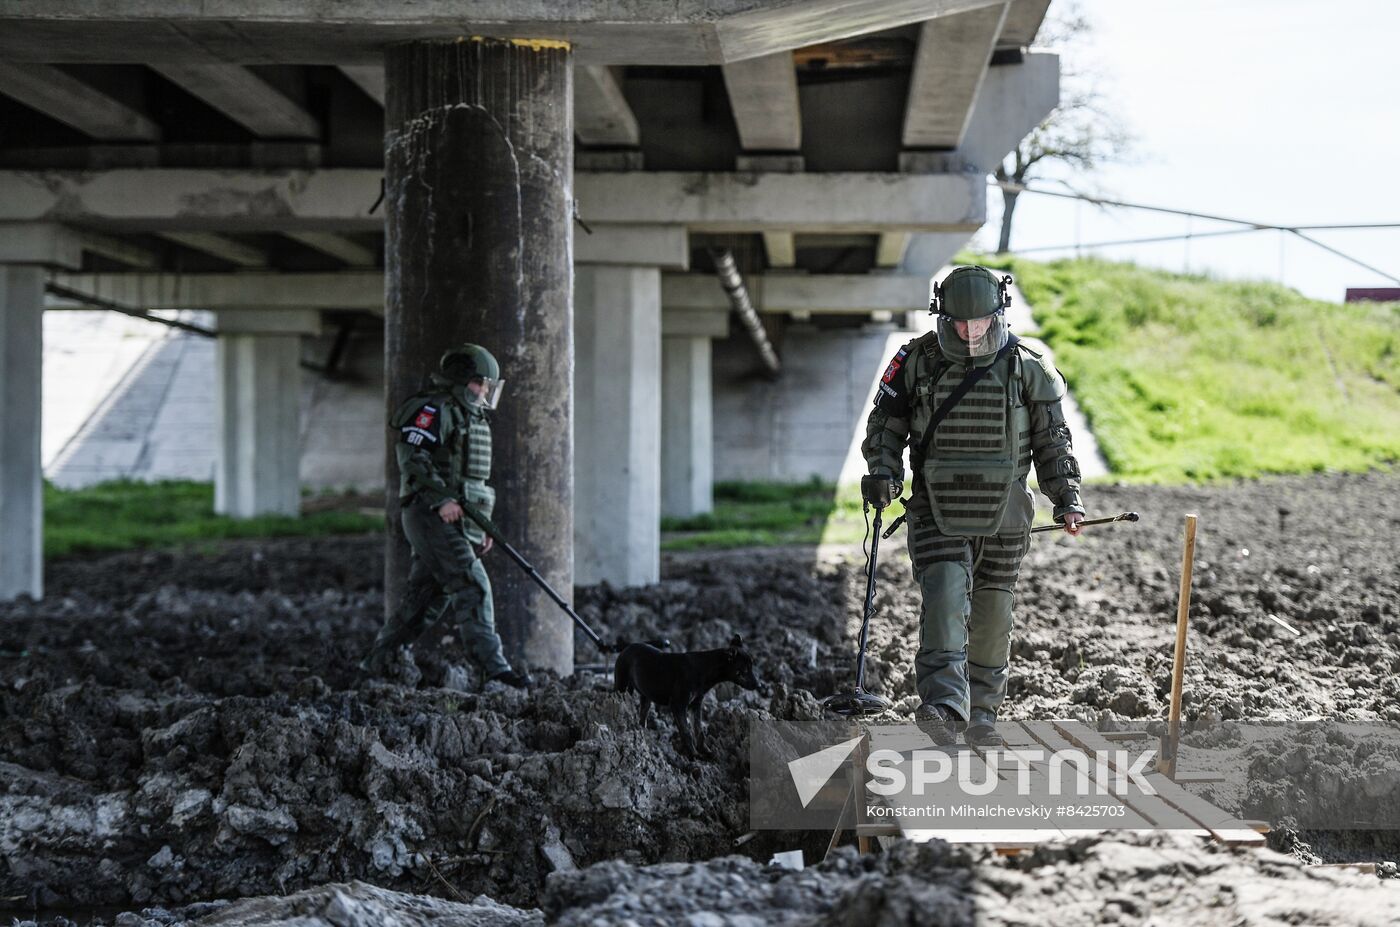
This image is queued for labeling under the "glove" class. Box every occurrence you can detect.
[861,474,900,507]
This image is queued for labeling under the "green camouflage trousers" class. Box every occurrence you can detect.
[904,495,1031,728]
[365,495,510,677]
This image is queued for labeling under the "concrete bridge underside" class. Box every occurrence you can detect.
[0,0,1058,678]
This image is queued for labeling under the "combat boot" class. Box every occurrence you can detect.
[486,668,534,690]
[914,702,959,746]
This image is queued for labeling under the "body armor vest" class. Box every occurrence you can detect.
[912,346,1032,536]
[460,405,495,525]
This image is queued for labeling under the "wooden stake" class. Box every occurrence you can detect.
[1160,513,1197,778]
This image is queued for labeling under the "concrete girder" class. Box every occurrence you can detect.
[338,65,385,106]
[74,229,160,269]
[762,232,796,268]
[282,231,377,267]
[902,3,1009,150]
[721,52,801,152]
[0,61,160,142]
[48,270,931,316]
[576,225,688,270]
[0,223,83,269]
[0,169,985,233]
[150,64,320,139]
[876,232,912,268]
[0,0,1010,66]
[48,271,384,311]
[957,52,1059,173]
[663,272,929,314]
[157,231,268,268]
[997,0,1052,49]
[575,66,639,147]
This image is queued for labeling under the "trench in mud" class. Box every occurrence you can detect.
[2,472,1399,922]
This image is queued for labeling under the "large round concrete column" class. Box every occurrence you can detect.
[384,37,574,675]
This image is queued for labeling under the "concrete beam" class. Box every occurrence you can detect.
[575,66,639,147]
[0,223,83,269]
[579,171,984,232]
[0,61,160,142]
[663,272,929,314]
[662,307,730,338]
[151,64,320,139]
[574,265,661,587]
[75,229,159,269]
[158,231,268,267]
[957,52,1059,172]
[211,308,321,335]
[338,65,384,106]
[0,266,44,600]
[762,232,796,268]
[0,0,1009,66]
[0,169,984,233]
[876,232,911,268]
[721,51,801,152]
[575,224,688,270]
[997,0,1052,48]
[282,231,377,267]
[902,3,1009,149]
[49,271,383,310]
[900,231,973,278]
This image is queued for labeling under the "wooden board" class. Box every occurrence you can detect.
[1053,720,1264,846]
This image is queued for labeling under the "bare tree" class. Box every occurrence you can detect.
[995,3,1133,253]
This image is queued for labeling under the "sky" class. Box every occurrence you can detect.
[971,0,1400,302]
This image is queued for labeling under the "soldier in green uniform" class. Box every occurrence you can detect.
[360,344,532,688]
[862,266,1085,746]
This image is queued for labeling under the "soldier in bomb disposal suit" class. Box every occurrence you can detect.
[862,266,1085,745]
[360,344,532,689]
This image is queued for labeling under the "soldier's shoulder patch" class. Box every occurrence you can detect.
[880,346,910,384]
[399,401,442,447]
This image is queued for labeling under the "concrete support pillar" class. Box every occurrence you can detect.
[574,264,661,587]
[0,265,45,600]
[661,335,713,519]
[213,330,303,519]
[384,38,574,674]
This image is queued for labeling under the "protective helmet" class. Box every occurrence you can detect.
[439,343,505,409]
[930,265,1012,362]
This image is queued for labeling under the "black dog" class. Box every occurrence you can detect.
[614,634,761,758]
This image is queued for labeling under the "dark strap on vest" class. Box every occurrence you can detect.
[912,334,1019,462]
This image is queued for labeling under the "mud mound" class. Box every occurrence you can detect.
[3,471,1399,920]
[44,833,1400,927]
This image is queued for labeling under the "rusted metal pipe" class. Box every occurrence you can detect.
[710,248,780,376]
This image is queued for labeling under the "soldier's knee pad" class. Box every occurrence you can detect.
[445,579,485,611]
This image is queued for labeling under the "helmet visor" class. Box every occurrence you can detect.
[472,377,505,410]
[935,310,1008,361]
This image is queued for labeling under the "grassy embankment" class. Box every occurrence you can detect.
[44,480,380,558]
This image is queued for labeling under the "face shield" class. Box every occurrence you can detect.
[469,376,506,410]
[935,309,1009,362]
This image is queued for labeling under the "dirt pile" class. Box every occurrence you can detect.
[27,833,1400,927]
[3,471,1399,921]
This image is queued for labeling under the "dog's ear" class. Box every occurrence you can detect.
[728,634,742,651]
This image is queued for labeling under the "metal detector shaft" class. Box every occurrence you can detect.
[1030,511,1140,533]
[461,506,611,653]
[854,505,884,691]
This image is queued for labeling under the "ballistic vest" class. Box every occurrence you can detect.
[911,343,1034,536]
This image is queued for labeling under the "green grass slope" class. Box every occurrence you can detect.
[44,480,381,558]
[977,255,1400,481]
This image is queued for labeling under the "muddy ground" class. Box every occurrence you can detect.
[2,471,1399,924]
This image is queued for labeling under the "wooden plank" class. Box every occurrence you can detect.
[1053,720,1263,846]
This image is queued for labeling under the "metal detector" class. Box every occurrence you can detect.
[822,476,896,717]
